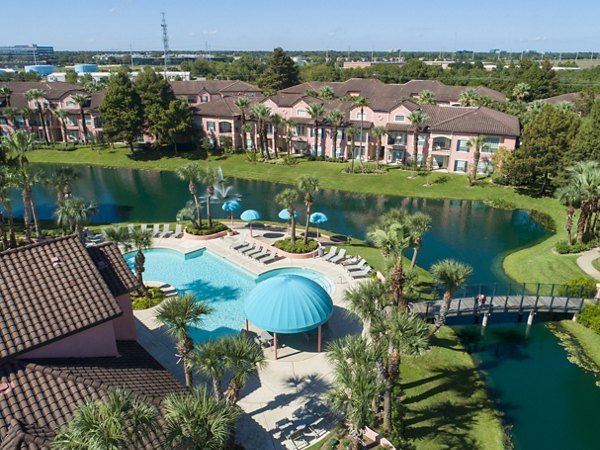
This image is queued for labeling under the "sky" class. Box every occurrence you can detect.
[3,0,596,52]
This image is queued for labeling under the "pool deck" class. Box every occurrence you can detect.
[133,226,364,449]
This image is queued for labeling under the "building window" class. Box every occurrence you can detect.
[219,121,232,133]
[356,112,366,120]
[206,121,216,132]
[295,125,306,136]
[85,115,93,127]
[484,136,501,152]
[0,117,7,125]
[418,133,427,147]
[15,116,25,126]
[387,132,406,145]
[200,95,209,103]
[267,124,274,134]
[187,96,196,104]
[456,140,470,152]
[477,161,493,174]
[432,136,451,150]
[454,160,468,172]
[296,109,306,117]
[394,114,405,122]
[66,101,75,108]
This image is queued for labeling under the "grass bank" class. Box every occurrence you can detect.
[28,146,585,284]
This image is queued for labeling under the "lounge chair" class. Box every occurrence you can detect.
[322,246,338,261]
[161,224,173,238]
[350,267,372,279]
[127,224,135,234]
[329,248,347,264]
[240,243,258,255]
[246,246,263,258]
[230,238,247,250]
[258,330,274,347]
[152,224,161,237]
[84,229,104,244]
[251,248,269,261]
[173,224,183,238]
[261,251,278,265]
[140,224,148,233]
[345,258,367,271]
[256,250,274,263]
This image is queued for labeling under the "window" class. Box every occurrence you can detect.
[15,116,25,126]
[200,95,209,103]
[187,96,196,104]
[337,128,345,140]
[267,124,274,134]
[0,117,6,125]
[387,132,406,145]
[206,121,216,132]
[453,160,468,172]
[484,136,500,152]
[295,125,306,136]
[394,114,405,122]
[219,121,232,133]
[356,111,366,120]
[418,133,426,147]
[66,101,75,108]
[85,115,93,127]
[296,109,306,117]
[432,136,451,150]
[477,161,492,174]
[456,140,470,152]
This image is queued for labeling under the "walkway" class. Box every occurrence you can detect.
[133,225,362,449]
[577,248,600,281]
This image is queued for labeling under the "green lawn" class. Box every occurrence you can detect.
[28,146,586,284]
[593,258,600,273]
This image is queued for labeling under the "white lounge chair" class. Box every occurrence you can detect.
[152,224,161,237]
[230,238,247,250]
[241,243,258,255]
[346,258,367,271]
[140,224,148,233]
[251,248,269,261]
[261,251,278,265]
[330,248,347,264]
[322,246,338,261]
[127,224,135,234]
[350,267,372,279]
[161,224,173,238]
[173,224,183,238]
[246,246,263,258]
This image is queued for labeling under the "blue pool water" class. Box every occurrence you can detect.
[124,248,333,342]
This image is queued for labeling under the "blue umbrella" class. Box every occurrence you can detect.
[310,212,328,238]
[222,200,241,224]
[240,209,261,236]
[278,209,299,220]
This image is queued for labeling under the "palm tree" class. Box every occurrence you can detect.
[21,106,35,131]
[162,385,240,450]
[45,166,79,206]
[327,335,384,450]
[408,110,429,164]
[54,109,70,145]
[51,389,157,450]
[72,93,91,143]
[0,86,12,107]
[318,85,335,99]
[176,163,203,229]
[458,88,480,106]
[327,109,345,159]
[345,127,359,172]
[155,293,213,387]
[556,184,580,246]
[0,167,17,248]
[283,118,295,155]
[467,135,488,185]
[55,197,96,236]
[233,97,251,151]
[221,335,267,405]
[352,96,369,161]
[565,161,600,244]
[2,107,18,130]
[241,122,255,152]
[198,166,219,228]
[345,279,389,337]
[297,175,319,244]
[250,103,272,159]
[275,188,299,243]
[189,340,227,400]
[306,103,326,157]
[430,259,473,335]
[270,113,283,158]
[415,89,436,105]
[25,88,49,144]
[511,82,531,102]
[370,126,387,168]
[408,212,432,269]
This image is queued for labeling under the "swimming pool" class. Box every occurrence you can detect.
[123,248,334,342]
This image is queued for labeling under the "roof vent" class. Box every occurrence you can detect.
[50,256,63,267]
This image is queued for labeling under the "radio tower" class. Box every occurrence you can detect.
[161,12,170,78]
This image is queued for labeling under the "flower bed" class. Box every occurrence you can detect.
[183,222,230,240]
[273,237,319,259]
[132,287,165,310]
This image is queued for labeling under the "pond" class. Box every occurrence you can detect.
[19,163,548,285]
[456,319,600,450]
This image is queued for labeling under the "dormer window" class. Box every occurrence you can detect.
[296,109,306,117]
[394,114,405,122]
[356,112,366,120]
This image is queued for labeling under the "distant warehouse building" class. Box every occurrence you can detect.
[24,64,55,75]
[0,44,54,61]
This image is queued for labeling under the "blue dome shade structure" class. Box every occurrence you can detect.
[278,209,299,220]
[309,212,328,224]
[240,209,261,222]
[222,200,241,224]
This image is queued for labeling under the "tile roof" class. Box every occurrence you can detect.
[421,105,520,136]
[0,82,86,110]
[543,92,585,104]
[0,236,125,361]
[193,95,262,118]
[87,243,139,297]
[169,79,260,96]
[0,341,183,449]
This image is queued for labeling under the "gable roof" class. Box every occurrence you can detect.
[0,82,86,109]
[193,95,262,118]
[87,243,139,297]
[0,236,135,362]
[170,80,260,96]
[421,105,520,136]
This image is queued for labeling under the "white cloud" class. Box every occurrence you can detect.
[203,30,218,36]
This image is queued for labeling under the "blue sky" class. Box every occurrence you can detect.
[4,0,595,52]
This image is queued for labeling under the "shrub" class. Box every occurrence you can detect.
[432,175,449,184]
[343,163,386,174]
[283,155,299,166]
[557,277,598,298]
[555,239,598,254]
[185,222,229,236]
[274,237,319,254]
[246,150,260,163]
[484,198,517,210]
[578,303,600,334]
[132,287,165,310]
[529,209,556,232]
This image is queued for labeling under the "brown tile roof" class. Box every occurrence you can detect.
[87,243,139,297]
[0,236,124,361]
[421,105,520,136]
[170,79,260,96]
[0,82,86,110]
[193,95,262,118]
[0,341,183,449]
[542,92,589,104]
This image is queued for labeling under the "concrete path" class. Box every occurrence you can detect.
[576,248,600,281]
[132,226,364,449]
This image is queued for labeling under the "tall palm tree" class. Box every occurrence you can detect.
[2,107,18,130]
[297,175,319,244]
[0,167,17,248]
[408,110,429,164]
[370,126,387,168]
[318,85,335,99]
[25,88,49,144]
[327,109,345,159]
[176,163,203,229]
[162,385,240,450]
[430,259,473,335]
[54,109,70,145]
[345,127,359,172]
[327,335,384,450]
[566,161,600,244]
[345,279,389,337]
[250,103,272,159]
[198,166,219,228]
[270,113,283,158]
[408,212,432,269]
[275,188,299,243]
[283,118,295,155]
[45,166,79,206]
[21,106,35,131]
[556,184,581,246]
[51,389,157,450]
[511,82,531,102]
[72,93,91,143]
[155,293,213,387]
[233,97,251,151]
[467,135,488,185]
[241,122,255,152]
[415,89,436,105]
[352,96,369,161]
[55,197,96,236]
[0,86,12,107]
[306,103,326,157]
[458,88,480,106]
[189,340,227,401]
[221,335,267,405]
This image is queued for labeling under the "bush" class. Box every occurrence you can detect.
[484,198,517,210]
[343,163,387,174]
[283,155,299,166]
[529,209,556,232]
[132,287,165,310]
[557,277,598,298]
[274,237,319,254]
[491,175,510,186]
[578,303,600,334]
[555,239,598,254]
[185,221,229,236]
